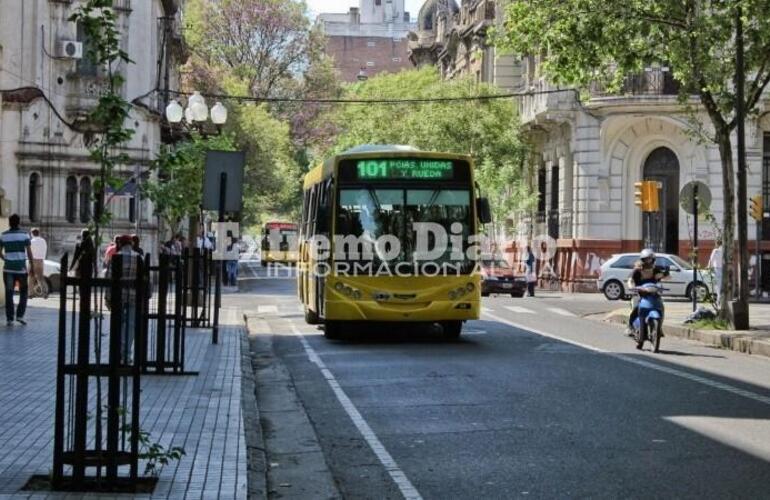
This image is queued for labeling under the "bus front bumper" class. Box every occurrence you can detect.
[325,299,480,322]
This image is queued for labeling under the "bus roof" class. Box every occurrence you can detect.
[303,145,473,189]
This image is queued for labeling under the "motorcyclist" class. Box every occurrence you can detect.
[626,249,669,337]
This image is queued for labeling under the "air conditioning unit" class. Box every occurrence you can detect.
[57,40,83,59]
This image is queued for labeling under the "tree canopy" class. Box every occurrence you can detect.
[315,67,534,226]
[496,0,770,319]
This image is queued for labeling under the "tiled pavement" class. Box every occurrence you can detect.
[0,300,248,499]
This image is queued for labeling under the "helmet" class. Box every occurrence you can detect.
[640,248,655,260]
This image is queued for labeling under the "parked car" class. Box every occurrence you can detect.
[43,259,61,292]
[597,253,712,301]
[480,257,527,297]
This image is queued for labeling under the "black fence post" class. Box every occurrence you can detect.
[52,254,69,487]
[106,254,123,481]
[156,254,169,372]
[71,252,93,483]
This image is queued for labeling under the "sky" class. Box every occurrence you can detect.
[305,0,425,19]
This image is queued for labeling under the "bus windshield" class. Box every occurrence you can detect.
[336,187,473,273]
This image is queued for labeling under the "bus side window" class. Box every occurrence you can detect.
[308,184,319,236]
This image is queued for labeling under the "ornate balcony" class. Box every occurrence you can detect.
[590,66,680,97]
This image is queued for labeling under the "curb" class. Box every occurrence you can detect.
[240,318,268,499]
[602,310,770,359]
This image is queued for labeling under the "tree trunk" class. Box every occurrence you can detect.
[716,126,735,320]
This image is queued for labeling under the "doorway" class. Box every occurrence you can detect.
[642,147,680,254]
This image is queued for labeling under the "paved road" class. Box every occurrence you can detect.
[232,261,770,499]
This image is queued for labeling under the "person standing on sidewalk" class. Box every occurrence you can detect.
[70,229,95,278]
[29,228,48,299]
[708,238,723,304]
[106,235,142,363]
[0,214,34,325]
[525,245,537,297]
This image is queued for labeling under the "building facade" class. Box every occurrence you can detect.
[518,60,770,292]
[0,0,184,259]
[317,0,416,83]
[407,0,520,90]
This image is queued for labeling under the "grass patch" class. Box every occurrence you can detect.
[688,318,731,330]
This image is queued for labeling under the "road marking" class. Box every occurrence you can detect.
[505,306,535,314]
[257,304,278,314]
[481,306,494,314]
[483,312,770,407]
[291,324,423,500]
[547,307,575,317]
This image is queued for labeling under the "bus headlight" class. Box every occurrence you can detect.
[334,282,344,292]
[352,290,362,300]
[449,290,458,300]
[465,283,475,292]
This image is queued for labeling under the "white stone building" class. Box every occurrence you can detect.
[0,0,184,259]
[519,60,770,291]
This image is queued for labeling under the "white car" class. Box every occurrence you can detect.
[597,253,712,301]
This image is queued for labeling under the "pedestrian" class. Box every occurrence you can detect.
[708,237,723,304]
[225,232,238,287]
[131,234,144,257]
[105,235,142,363]
[103,235,120,272]
[29,227,48,299]
[70,229,95,278]
[0,214,34,325]
[525,245,537,297]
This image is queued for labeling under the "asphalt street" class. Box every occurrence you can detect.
[230,260,770,499]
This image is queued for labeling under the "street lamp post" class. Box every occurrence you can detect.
[164,92,229,344]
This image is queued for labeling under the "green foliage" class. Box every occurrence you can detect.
[496,0,770,318]
[144,134,236,236]
[69,0,135,244]
[317,68,532,222]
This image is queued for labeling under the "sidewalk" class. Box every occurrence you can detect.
[600,300,770,358]
[0,300,248,499]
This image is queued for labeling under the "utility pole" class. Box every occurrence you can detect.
[734,2,750,329]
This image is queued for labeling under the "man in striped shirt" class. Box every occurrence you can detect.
[0,214,34,325]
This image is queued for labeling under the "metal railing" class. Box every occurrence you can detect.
[591,67,680,96]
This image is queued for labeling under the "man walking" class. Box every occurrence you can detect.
[29,228,48,299]
[0,214,34,325]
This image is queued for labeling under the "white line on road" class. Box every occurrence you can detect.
[483,312,770,407]
[505,306,535,314]
[257,304,278,314]
[291,324,423,500]
[481,306,494,314]
[546,307,576,317]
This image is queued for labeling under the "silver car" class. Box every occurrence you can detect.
[597,253,712,301]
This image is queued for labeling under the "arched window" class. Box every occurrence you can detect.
[65,176,78,223]
[79,177,92,223]
[29,173,40,222]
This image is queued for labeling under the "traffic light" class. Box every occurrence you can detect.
[634,181,661,212]
[750,194,763,221]
[634,181,645,209]
[645,181,661,212]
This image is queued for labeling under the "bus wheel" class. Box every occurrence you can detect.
[305,307,319,325]
[324,321,345,340]
[441,321,462,340]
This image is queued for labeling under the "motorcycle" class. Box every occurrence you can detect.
[631,283,667,353]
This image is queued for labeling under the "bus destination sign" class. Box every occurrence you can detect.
[356,159,454,180]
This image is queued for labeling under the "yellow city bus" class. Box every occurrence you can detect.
[297,145,491,339]
[261,221,299,265]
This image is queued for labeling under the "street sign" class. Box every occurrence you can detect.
[679,181,711,215]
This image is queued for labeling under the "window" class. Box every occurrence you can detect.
[65,176,78,223]
[29,173,40,222]
[610,255,637,269]
[79,177,92,223]
[129,196,136,223]
[537,167,546,213]
[763,134,770,239]
[76,23,98,77]
[375,0,381,5]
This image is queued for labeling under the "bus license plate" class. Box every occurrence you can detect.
[502,283,513,289]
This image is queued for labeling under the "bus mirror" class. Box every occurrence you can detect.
[477,197,492,224]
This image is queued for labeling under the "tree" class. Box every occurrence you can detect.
[316,67,533,236]
[144,134,236,238]
[69,0,134,247]
[184,0,324,98]
[497,0,770,321]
